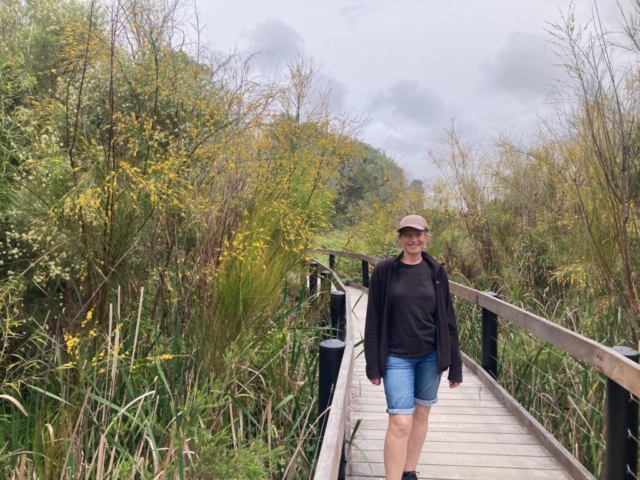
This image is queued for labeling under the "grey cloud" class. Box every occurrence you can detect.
[244,19,304,71]
[244,20,347,111]
[372,80,445,126]
[328,77,348,109]
[381,129,430,155]
[365,80,448,179]
[481,32,566,98]
[361,119,443,180]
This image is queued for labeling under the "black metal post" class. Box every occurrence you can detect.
[308,261,319,297]
[339,452,346,480]
[481,292,499,379]
[330,291,346,341]
[329,254,335,270]
[361,260,369,288]
[318,339,345,449]
[605,346,639,480]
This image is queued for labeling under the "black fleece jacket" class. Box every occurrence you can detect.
[364,251,463,383]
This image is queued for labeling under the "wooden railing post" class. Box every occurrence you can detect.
[308,261,319,297]
[481,292,499,379]
[605,345,639,480]
[320,269,331,293]
[330,291,346,341]
[361,260,369,288]
[320,270,332,336]
[311,256,353,480]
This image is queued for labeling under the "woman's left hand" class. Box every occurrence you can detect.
[449,381,461,389]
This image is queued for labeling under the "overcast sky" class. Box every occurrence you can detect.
[196,0,628,181]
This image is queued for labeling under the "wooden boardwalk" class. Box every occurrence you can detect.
[345,286,573,480]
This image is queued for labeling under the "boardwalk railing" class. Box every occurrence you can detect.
[311,248,640,479]
[312,260,355,480]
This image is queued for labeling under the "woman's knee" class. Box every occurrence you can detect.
[387,414,413,437]
[413,404,432,422]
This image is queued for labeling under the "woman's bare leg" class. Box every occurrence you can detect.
[384,414,413,480]
[404,404,432,472]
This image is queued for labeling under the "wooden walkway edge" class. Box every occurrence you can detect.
[345,286,591,480]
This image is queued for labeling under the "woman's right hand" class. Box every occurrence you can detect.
[370,378,381,386]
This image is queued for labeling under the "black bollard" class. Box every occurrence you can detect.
[605,346,639,480]
[330,291,346,341]
[308,261,319,298]
[361,260,369,288]
[329,254,335,270]
[481,292,499,379]
[318,339,345,448]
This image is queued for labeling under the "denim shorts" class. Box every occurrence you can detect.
[382,350,441,414]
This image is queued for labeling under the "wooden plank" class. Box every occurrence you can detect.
[350,381,490,392]
[354,412,521,424]
[350,396,501,406]
[351,451,563,469]
[462,353,595,480]
[347,283,369,293]
[351,430,541,444]
[353,381,491,391]
[355,383,487,393]
[351,439,552,455]
[349,463,572,479]
[353,420,529,434]
[311,248,380,265]
[354,404,511,415]
[449,281,483,303]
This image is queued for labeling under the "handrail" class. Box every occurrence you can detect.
[450,283,640,399]
[312,261,355,480]
[312,248,381,266]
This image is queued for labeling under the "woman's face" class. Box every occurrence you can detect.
[398,227,426,255]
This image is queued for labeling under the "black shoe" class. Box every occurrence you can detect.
[401,471,418,480]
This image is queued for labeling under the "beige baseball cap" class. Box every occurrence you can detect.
[397,215,429,232]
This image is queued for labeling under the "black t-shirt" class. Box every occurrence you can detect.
[387,260,437,357]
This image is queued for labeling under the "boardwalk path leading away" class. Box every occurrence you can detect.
[345,286,573,480]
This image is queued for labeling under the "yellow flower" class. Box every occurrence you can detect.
[63,332,80,357]
[152,354,177,361]
[81,308,94,328]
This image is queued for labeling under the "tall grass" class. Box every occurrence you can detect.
[0,270,327,479]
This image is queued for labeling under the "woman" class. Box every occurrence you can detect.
[364,214,462,480]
